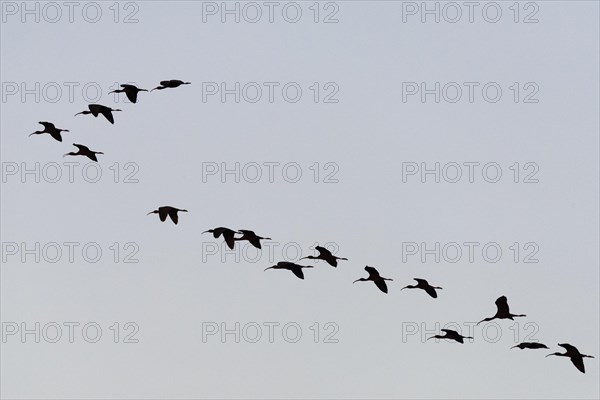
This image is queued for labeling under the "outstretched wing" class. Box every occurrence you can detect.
[126,90,138,103]
[73,144,90,152]
[247,235,262,249]
[160,80,171,86]
[168,209,179,224]
[100,108,115,124]
[50,131,63,142]
[223,230,236,249]
[39,121,55,129]
[316,246,333,258]
[374,279,388,294]
[424,286,438,298]
[158,208,169,222]
[495,296,510,315]
[365,266,381,280]
[559,343,580,354]
[87,153,98,162]
[88,104,101,116]
[290,267,305,280]
[570,356,586,373]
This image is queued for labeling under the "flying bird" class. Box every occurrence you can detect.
[203,227,237,250]
[511,342,549,350]
[546,343,595,373]
[109,84,148,103]
[235,230,271,249]
[401,278,442,298]
[63,143,103,162]
[300,245,348,267]
[427,329,473,344]
[264,261,313,280]
[477,296,526,325]
[147,206,188,224]
[75,104,122,124]
[29,121,69,142]
[151,80,191,91]
[353,266,393,294]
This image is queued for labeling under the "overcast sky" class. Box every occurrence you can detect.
[1,1,599,399]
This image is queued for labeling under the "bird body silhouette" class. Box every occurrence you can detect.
[151,80,191,91]
[512,342,548,350]
[203,227,237,249]
[235,230,271,249]
[109,84,148,103]
[75,104,122,124]
[29,121,69,142]
[401,278,442,298]
[353,266,393,293]
[63,144,103,162]
[546,343,594,373]
[428,329,473,344]
[147,206,188,224]
[477,296,526,325]
[301,245,348,267]
[264,261,313,280]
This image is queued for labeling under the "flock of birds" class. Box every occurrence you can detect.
[29,79,595,375]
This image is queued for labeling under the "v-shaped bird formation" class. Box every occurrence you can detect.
[27,78,595,376]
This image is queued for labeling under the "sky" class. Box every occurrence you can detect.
[1,1,599,399]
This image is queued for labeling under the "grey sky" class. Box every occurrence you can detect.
[1,1,599,399]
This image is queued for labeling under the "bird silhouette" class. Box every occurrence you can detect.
[477,296,526,325]
[427,329,473,344]
[151,80,191,91]
[264,261,313,280]
[300,245,348,267]
[353,266,393,294]
[235,230,271,249]
[29,121,69,142]
[546,343,595,373]
[511,342,549,350]
[75,104,122,124]
[63,143,103,162]
[147,206,188,224]
[401,278,442,298]
[109,84,148,103]
[203,227,237,250]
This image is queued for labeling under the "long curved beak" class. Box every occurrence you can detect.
[146,211,154,215]
[264,267,273,271]
[62,153,69,157]
[151,87,160,92]
[202,230,210,234]
[74,112,84,116]
[400,286,408,290]
[545,353,555,358]
[29,133,35,137]
[352,279,360,284]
